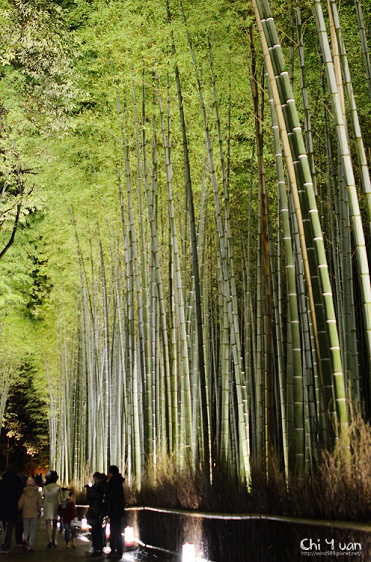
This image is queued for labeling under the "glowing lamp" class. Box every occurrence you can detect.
[182,542,196,562]
[81,517,89,531]
[105,523,110,539]
[124,526,135,547]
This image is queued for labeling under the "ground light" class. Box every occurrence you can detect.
[124,526,135,548]
[105,522,110,539]
[81,518,89,531]
[182,542,196,562]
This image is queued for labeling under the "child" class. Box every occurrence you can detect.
[18,477,41,552]
[59,491,78,549]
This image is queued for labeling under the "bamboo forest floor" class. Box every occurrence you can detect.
[0,519,176,561]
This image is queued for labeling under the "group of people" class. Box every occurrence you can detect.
[0,463,126,559]
[85,465,126,559]
[0,465,78,553]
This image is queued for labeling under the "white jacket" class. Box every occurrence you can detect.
[43,482,61,520]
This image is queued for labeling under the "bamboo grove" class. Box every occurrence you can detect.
[6,0,369,488]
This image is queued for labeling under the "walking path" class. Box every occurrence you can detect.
[0,519,159,561]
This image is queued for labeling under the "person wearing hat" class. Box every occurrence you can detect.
[18,478,42,552]
[43,470,62,548]
[0,464,24,554]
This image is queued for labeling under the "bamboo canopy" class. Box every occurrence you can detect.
[0,0,370,489]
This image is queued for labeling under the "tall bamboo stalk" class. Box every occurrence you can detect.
[179,0,250,483]
[312,0,371,387]
[167,0,210,473]
[253,0,349,439]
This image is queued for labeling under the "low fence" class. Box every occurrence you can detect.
[124,507,371,561]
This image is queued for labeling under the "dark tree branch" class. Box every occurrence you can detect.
[0,145,24,260]
[0,201,22,259]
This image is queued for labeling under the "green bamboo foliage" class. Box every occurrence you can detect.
[45,0,371,492]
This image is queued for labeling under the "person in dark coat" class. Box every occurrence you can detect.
[86,472,107,557]
[0,464,24,553]
[104,465,125,560]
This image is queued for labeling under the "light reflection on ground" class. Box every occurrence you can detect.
[122,553,138,561]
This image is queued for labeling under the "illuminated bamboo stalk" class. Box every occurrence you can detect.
[98,239,110,473]
[321,72,360,407]
[119,150,139,479]
[353,0,371,100]
[74,229,94,470]
[220,261,230,467]
[289,196,319,458]
[156,70,193,466]
[312,0,371,393]
[145,82,175,454]
[101,209,123,468]
[267,84,303,475]
[327,0,371,235]
[242,150,255,461]
[250,26,274,474]
[180,0,250,482]
[289,0,294,86]
[255,199,264,466]
[253,0,349,436]
[209,37,248,447]
[115,86,146,479]
[44,355,57,470]
[107,206,129,469]
[295,0,318,195]
[142,75,158,456]
[132,73,152,459]
[91,242,106,474]
[252,1,327,449]
[167,3,210,470]
[116,164,134,479]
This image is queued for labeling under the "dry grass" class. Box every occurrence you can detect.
[251,413,371,520]
[139,453,213,510]
[134,414,371,522]
[312,412,371,520]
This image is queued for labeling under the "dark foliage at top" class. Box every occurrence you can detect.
[0,359,49,473]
